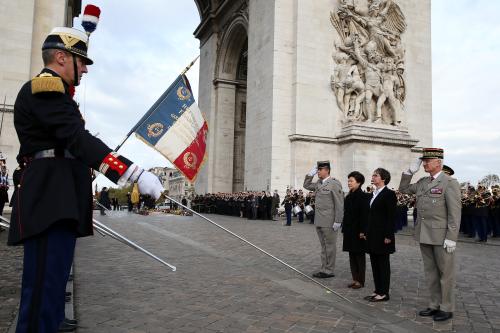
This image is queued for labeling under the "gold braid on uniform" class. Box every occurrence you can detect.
[31,73,65,94]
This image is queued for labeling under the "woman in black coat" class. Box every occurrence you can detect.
[362,168,397,302]
[342,171,370,289]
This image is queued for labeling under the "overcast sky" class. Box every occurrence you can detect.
[77,0,500,189]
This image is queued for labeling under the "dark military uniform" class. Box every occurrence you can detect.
[8,69,131,245]
[9,69,134,333]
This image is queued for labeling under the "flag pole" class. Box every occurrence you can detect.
[113,54,200,153]
[181,55,200,76]
[162,195,351,303]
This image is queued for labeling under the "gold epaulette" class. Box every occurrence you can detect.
[31,73,65,94]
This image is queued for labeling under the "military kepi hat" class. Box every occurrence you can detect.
[442,165,454,176]
[317,161,331,169]
[420,148,443,160]
[42,27,93,65]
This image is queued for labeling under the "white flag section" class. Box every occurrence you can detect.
[133,75,208,181]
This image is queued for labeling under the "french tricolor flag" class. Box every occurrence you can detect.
[133,75,208,182]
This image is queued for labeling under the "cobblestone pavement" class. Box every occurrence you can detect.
[69,212,500,333]
[0,216,23,333]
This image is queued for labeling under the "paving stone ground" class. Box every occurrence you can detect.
[68,212,500,333]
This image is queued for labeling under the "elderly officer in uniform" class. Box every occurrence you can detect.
[304,161,344,278]
[8,27,164,333]
[398,148,461,322]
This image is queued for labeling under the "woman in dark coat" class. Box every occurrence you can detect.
[362,168,397,302]
[342,171,370,289]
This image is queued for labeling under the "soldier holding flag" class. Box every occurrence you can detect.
[8,8,165,332]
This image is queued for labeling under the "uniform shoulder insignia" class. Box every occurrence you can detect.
[31,73,65,94]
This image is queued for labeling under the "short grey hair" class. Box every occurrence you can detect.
[42,49,71,66]
[42,49,58,66]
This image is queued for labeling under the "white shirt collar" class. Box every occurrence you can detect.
[431,171,442,180]
[370,185,385,206]
[374,185,386,195]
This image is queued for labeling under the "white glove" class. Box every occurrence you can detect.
[443,239,456,253]
[308,166,318,177]
[407,158,422,175]
[138,171,164,200]
[333,222,342,231]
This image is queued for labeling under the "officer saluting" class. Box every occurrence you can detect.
[8,26,164,332]
[398,148,461,322]
[304,161,344,278]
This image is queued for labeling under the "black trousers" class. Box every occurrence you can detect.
[349,252,366,285]
[369,253,391,295]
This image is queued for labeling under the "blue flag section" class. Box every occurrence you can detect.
[131,75,194,146]
[131,75,208,182]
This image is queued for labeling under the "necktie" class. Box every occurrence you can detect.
[430,176,434,181]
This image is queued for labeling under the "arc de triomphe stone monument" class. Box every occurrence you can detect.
[193,0,431,193]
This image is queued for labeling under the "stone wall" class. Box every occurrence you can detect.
[195,0,432,193]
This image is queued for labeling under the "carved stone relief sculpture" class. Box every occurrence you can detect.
[330,0,406,126]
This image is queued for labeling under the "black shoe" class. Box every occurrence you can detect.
[65,295,71,303]
[312,272,335,278]
[65,291,72,297]
[419,308,439,317]
[433,310,453,321]
[64,318,78,325]
[58,321,77,332]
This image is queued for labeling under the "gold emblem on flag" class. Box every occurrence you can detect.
[183,152,197,169]
[147,123,164,138]
[177,86,191,101]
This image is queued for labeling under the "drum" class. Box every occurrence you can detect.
[304,205,314,216]
[293,206,302,214]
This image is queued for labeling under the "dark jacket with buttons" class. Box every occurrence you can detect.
[8,69,126,245]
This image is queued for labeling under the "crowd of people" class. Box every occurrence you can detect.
[460,184,500,242]
[191,191,281,220]
[188,184,500,243]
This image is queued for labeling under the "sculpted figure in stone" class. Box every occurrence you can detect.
[331,52,365,119]
[378,57,402,125]
[331,0,407,126]
[395,62,405,103]
[352,37,385,122]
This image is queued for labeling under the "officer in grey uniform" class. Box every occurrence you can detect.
[398,148,461,322]
[304,161,344,278]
